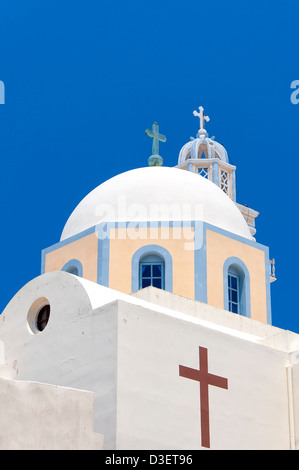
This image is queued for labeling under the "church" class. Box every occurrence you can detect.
[0,106,297,450]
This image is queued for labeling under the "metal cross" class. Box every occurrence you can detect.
[145,122,166,156]
[193,106,210,130]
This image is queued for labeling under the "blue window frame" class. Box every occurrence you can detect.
[61,259,83,277]
[66,266,79,275]
[223,257,251,318]
[140,262,164,290]
[228,273,240,314]
[132,245,173,293]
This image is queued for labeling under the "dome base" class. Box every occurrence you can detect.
[148,155,163,166]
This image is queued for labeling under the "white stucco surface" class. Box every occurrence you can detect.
[0,377,103,450]
[60,166,252,241]
[1,272,298,450]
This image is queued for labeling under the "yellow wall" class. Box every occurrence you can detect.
[44,226,268,325]
[206,229,267,323]
[45,233,98,283]
[109,226,195,299]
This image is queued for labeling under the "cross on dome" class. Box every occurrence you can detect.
[193,106,210,137]
[145,122,166,166]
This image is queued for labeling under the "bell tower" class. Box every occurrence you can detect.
[176,106,260,239]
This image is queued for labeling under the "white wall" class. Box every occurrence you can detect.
[0,377,103,450]
[1,272,298,450]
[116,301,291,450]
[0,272,119,448]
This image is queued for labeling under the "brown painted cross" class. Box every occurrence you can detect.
[179,346,228,449]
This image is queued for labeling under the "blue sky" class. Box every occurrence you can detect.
[0,0,298,332]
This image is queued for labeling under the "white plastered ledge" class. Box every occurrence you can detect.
[1,272,296,361]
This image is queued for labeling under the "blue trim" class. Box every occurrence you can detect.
[41,226,97,274]
[212,161,219,186]
[203,222,271,323]
[96,222,111,287]
[223,257,251,318]
[192,222,271,313]
[43,219,266,259]
[41,219,272,324]
[140,254,163,263]
[41,251,46,274]
[42,226,96,256]
[131,244,173,293]
[203,221,266,251]
[194,221,207,303]
[61,259,83,277]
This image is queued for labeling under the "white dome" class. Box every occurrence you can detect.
[60,167,252,241]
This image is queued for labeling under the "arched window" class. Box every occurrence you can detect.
[223,257,250,317]
[131,245,173,293]
[61,259,83,277]
[66,265,79,276]
[139,254,165,290]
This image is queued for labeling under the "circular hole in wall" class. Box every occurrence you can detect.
[27,298,51,334]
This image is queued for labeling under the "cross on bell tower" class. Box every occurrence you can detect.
[193,106,210,137]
